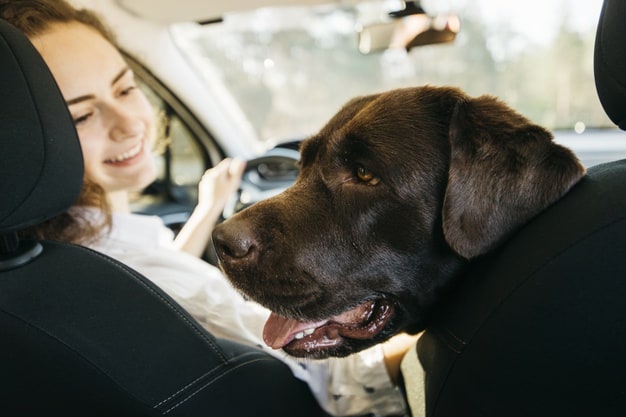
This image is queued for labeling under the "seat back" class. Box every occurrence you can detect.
[594,0,626,130]
[0,19,328,417]
[419,161,626,416]
[416,0,626,415]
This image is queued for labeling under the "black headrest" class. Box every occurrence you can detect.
[594,0,626,130]
[0,20,83,233]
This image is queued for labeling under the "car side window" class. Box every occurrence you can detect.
[124,54,222,229]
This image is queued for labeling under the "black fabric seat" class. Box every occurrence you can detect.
[416,0,626,415]
[0,19,329,417]
[419,161,626,416]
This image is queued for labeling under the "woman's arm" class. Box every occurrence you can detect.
[173,158,246,257]
[382,332,421,385]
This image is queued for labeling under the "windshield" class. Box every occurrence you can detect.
[170,0,611,145]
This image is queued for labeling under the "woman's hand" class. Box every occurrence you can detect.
[197,158,246,216]
[174,158,246,257]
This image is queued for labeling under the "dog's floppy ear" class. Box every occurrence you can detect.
[442,95,586,259]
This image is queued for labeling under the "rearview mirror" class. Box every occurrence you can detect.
[357,3,459,54]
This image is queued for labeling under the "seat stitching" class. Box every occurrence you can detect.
[154,351,265,407]
[53,241,228,362]
[162,357,279,414]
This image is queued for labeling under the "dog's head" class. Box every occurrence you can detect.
[213,86,585,358]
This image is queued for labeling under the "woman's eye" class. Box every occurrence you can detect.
[356,165,380,185]
[119,85,137,96]
[73,112,93,126]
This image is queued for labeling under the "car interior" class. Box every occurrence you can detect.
[0,18,329,417]
[102,0,626,253]
[1,0,625,415]
[413,0,626,415]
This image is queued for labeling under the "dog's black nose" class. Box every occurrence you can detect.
[212,220,258,261]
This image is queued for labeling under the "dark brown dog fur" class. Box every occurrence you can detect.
[212,86,585,358]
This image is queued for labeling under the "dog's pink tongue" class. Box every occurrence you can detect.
[263,312,326,349]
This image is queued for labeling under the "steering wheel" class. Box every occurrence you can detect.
[222,146,301,219]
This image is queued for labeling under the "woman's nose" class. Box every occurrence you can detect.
[108,107,144,142]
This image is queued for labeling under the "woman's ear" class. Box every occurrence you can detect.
[442,95,586,259]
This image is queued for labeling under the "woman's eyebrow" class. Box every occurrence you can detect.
[66,94,95,106]
[65,67,131,106]
[111,67,131,85]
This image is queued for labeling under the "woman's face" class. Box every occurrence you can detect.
[32,22,157,194]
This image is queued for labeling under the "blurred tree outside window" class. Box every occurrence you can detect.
[171,0,610,144]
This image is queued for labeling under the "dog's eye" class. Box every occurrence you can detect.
[356,165,380,185]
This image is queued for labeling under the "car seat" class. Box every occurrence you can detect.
[0,19,329,417]
[413,0,626,416]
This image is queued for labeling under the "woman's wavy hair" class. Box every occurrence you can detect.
[0,0,115,41]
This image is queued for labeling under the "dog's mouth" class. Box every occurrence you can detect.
[262,298,395,357]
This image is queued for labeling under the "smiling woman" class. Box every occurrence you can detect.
[32,22,159,202]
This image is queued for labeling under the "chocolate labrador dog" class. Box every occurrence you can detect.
[212,86,586,359]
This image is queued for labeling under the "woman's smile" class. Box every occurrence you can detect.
[104,141,144,165]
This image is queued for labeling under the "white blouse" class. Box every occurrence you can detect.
[88,211,408,417]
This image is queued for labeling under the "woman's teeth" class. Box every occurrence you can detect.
[106,143,142,163]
